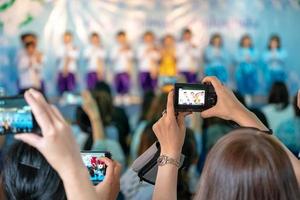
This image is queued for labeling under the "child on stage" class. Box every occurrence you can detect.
[17,33,44,94]
[110,31,133,103]
[56,31,79,95]
[235,34,259,96]
[159,34,177,91]
[176,28,199,83]
[137,31,160,91]
[204,33,228,83]
[263,35,288,89]
[83,32,106,89]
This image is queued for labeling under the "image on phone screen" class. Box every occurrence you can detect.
[0,97,37,135]
[178,88,205,106]
[81,152,109,185]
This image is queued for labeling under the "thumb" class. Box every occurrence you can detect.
[14,133,42,149]
[200,108,215,119]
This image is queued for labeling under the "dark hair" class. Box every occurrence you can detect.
[139,91,155,122]
[146,93,168,121]
[293,94,300,117]
[94,81,112,96]
[268,34,281,50]
[182,28,192,37]
[64,31,73,37]
[268,81,289,109]
[116,31,126,37]
[25,41,36,49]
[209,33,223,47]
[1,142,66,200]
[196,129,300,200]
[143,31,154,37]
[20,33,37,42]
[90,32,100,38]
[92,90,113,126]
[239,34,253,48]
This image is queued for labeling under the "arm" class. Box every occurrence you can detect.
[201,76,300,184]
[152,92,189,200]
[81,91,105,141]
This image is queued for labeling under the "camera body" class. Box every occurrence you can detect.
[174,83,217,112]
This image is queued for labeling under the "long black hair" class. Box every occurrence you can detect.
[1,142,66,200]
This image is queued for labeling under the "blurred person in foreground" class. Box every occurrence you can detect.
[5,89,121,200]
[152,77,300,200]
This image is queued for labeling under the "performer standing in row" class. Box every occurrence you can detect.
[111,31,133,103]
[204,33,228,83]
[17,33,44,94]
[263,35,288,89]
[137,31,160,92]
[83,32,106,89]
[159,34,177,78]
[56,31,79,95]
[235,34,259,95]
[176,28,199,83]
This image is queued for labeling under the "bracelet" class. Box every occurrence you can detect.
[157,155,180,168]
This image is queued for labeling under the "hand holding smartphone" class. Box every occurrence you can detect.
[81,151,111,185]
[0,96,40,135]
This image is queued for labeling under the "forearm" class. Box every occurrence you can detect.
[90,117,105,141]
[60,165,97,200]
[153,165,178,200]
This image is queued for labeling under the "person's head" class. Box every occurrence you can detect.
[196,128,300,200]
[63,31,73,44]
[268,34,281,50]
[162,34,175,47]
[1,142,66,200]
[182,28,192,41]
[25,41,36,55]
[139,91,155,122]
[210,33,223,48]
[240,34,252,48]
[90,32,101,46]
[116,31,127,45]
[143,31,155,44]
[146,93,168,121]
[268,81,289,109]
[293,94,300,117]
[20,33,37,46]
[92,90,113,127]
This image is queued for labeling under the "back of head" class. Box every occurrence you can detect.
[196,128,300,200]
[268,81,289,109]
[2,142,66,200]
[92,90,113,126]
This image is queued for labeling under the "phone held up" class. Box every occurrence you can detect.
[81,151,111,185]
[0,96,40,135]
[174,83,217,112]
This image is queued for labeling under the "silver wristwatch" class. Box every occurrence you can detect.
[157,155,180,168]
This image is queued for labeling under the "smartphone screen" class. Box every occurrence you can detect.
[178,88,205,106]
[81,151,111,185]
[0,96,39,134]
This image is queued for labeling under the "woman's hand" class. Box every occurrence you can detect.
[95,157,121,200]
[200,76,267,130]
[81,90,100,120]
[152,91,188,159]
[15,89,85,175]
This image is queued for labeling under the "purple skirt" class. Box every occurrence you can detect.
[86,72,98,90]
[57,72,76,94]
[115,72,130,94]
[139,72,157,91]
[180,71,197,83]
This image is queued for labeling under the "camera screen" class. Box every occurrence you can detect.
[81,152,107,184]
[178,88,205,106]
[0,97,34,134]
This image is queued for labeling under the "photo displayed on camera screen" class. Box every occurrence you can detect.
[81,153,107,184]
[0,97,34,134]
[178,88,205,106]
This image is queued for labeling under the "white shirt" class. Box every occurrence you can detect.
[18,50,43,89]
[110,44,133,73]
[83,45,106,72]
[137,43,160,72]
[176,41,199,71]
[56,44,79,72]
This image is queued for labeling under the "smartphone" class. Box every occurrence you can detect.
[81,151,111,185]
[0,96,40,135]
[174,83,217,112]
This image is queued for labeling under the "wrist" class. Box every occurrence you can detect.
[160,149,181,161]
[59,163,89,183]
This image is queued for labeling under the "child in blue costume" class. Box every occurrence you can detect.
[235,35,259,95]
[204,33,228,83]
[263,35,287,90]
